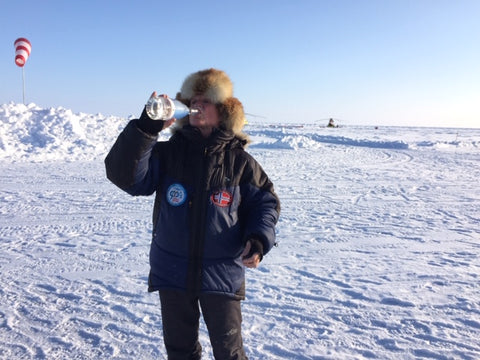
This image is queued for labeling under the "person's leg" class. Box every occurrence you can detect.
[159,290,202,360]
[200,294,248,360]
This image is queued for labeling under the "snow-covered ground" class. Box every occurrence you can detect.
[1,102,479,359]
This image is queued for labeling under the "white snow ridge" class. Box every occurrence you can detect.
[0,102,479,359]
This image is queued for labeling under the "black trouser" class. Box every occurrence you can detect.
[159,290,248,360]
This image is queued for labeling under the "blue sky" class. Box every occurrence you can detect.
[2,0,479,128]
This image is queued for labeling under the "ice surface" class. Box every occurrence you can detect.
[1,103,479,359]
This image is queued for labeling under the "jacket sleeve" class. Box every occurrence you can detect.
[104,120,162,196]
[240,155,281,256]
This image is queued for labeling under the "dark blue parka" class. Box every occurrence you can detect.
[105,120,280,299]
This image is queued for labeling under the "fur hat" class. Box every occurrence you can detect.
[175,68,246,136]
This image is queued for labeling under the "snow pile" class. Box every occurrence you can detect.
[1,102,478,162]
[0,103,137,162]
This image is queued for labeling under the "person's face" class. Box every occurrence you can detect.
[189,95,220,137]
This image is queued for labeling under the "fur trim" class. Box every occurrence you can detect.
[175,69,247,137]
[180,68,233,104]
[218,97,246,135]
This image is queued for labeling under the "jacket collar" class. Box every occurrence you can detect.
[179,125,246,150]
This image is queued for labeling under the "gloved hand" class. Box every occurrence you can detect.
[241,237,264,268]
[137,106,167,134]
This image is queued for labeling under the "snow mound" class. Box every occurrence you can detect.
[1,103,478,162]
[0,103,131,162]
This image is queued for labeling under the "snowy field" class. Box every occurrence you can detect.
[1,103,479,359]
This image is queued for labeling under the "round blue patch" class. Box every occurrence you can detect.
[166,183,187,206]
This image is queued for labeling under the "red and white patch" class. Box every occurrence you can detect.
[211,190,233,207]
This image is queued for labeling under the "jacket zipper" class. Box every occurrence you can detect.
[187,145,210,294]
